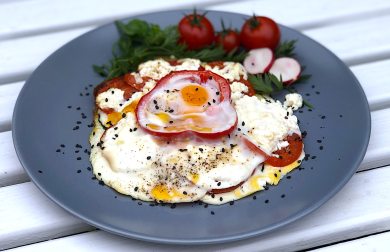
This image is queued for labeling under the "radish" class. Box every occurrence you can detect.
[268,57,301,85]
[243,48,274,74]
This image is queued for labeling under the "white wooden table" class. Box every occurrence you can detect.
[1,0,390,251]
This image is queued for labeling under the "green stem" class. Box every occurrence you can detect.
[285,87,313,108]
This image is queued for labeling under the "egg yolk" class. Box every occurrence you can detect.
[152,184,182,200]
[181,85,208,106]
[105,100,138,126]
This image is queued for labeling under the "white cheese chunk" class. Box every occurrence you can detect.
[284,93,303,111]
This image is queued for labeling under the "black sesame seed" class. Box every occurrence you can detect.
[134,187,138,191]
[288,151,291,154]
[60,144,65,147]
[115,134,118,137]
[87,167,91,171]
[77,157,81,160]
[195,88,199,91]
[77,121,81,124]
[75,150,79,153]
[169,109,174,113]
[56,149,60,152]
[147,156,151,160]
[105,98,108,102]
[264,186,269,190]
[73,126,79,130]
[204,204,208,208]
[222,148,225,153]
[316,91,320,94]
[279,156,283,159]
[230,201,234,205]
[306,93,310,96]
[77,170,81,173]
[265,200,269,203]
[92,177,97,180]
[242,121,245,126]
[38,170,43,173]
[99,180,104,186]
[213,99,216,103]
[228,134,230,138]
[317,140,322,143]
[77,107,80,110]
[122,113,126,118]
[208,102,211,105]
[238,128,241,131]
[211,211,215,215]
[217,182,221,186]
[199,148,203,152]
[320,146,323,150]
[80,93,83,96]
[216,92,220,95]
[130,129,133,132]
[169,121,173,124]
[253,196,256,200]
[183,191,187,195]
[312,156,316,159]
[209,76,212,80]
[287,176,291,179]
[274,173,277,177]
[171,203,176,209]
[150,203,155,207]
[211,194,215,198]
[155,105,159,109]
[153,100,157,104]
[321,116,326,119]
[138,202,142,205]
[133,128,137,131]
[281,194,285,198]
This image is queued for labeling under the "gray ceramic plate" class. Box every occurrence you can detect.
[13,10,370,245]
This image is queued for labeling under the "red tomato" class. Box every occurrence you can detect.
[265,133,303,167]
[241,15,281,50]
[178,11,214,50]
[210,169,256,194]
[215,29,241,53]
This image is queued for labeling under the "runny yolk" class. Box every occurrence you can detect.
[105,100,138,126]
[152,184,182,200]
[181,85,208,106]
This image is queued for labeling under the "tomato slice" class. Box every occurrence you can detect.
[210,169,256,194]
[265,133,303,167]
[124,73,152,92]
[241,137,269,160]
[135,70,238,139]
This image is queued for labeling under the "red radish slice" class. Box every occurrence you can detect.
[269,57,301,85]
[243,48,274,74]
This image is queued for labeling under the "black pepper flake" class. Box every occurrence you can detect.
[253,196,256,200]
[287,176,291,179]
[56,149,60,152]
[274,173,277,177]
[183,191,187,195]
[281,194,285,198]
[122,113,126,118]
[101,147,105,150]
[320,146,323,150]
[217,182,221,186]
[211,211,215,215]
[38,170,43,173]
[222,148,225,153]
[171,203,176,209]
[169,121,173,124]
[265,200,269,203]
[204,204,208,208]
[299,111,303,113]
[138,202,142,205]
[77,157,81,160]
[147,156,151,160]
[77,170,81,173]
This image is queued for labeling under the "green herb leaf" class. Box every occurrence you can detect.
[275,40,297,58]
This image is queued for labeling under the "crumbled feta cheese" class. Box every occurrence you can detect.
[235,96,299,152]
[205,62,247,82]
[96,88,125,111]
[138,59,172,79]
[284,93,303,111]
[142,79,157,94]
[230,81,248,103]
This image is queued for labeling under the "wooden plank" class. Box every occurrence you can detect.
[0,131,29,188]
[0,182,93,251]
[0,82,23,132]
[1,14,390,85]
[208,0,390,30]
[350,59,390,111]
[0,27,94,84]
[311,231,390,252]
[4,166,390,252]
[0,0,231,40]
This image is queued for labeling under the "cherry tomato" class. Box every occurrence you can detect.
[265,133,303,167]
[241,15,281,50]
[178,10,214,50]
[214,20,241,53]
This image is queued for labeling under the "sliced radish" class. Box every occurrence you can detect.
[268,57,301,85]
[243,48,274,74]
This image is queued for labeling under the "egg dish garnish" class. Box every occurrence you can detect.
[89,58,305,205]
